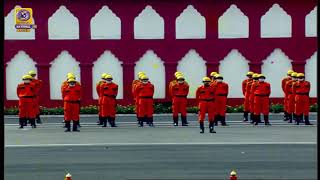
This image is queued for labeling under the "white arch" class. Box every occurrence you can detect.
[134,5,164,39]
[50,51,81,99]
[219,49,250,98]
[305,52,317,97]
[305,6,317,37]
[90,6,121,39]
[48,5,79,39]
[177,49,207,98]
[261,49,292,97]
[261,4,292,38]
[134,50,165,98]
[218,4,249,39]
[6,51,37,100]
[5,5,35,40]
[92,50,123,99]
[176,5,206,39]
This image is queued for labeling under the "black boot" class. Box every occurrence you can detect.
[288,113,293,123]
[110,117,117,127]
[107,117,112,126]
[209,121,216,133]
[243,111,249,121]
[97,116,103,125]
[73,121,80,132]
[254,115,260,125]
[173,116,178,126]
[304,115,313,125]
[102,117,107,127]
[64,121,71,132]
[181,116,188,126]
[295,115,301,125]
[214,115,219,126]
[221,116,228,126]
[264,115,271,126]
[199,122,204,133]
[148,117,154,127]
[293,113,297,123]
[138,117,144,127]
[249,113,254,124]
[19,118,24,129]
[31,119,37,128]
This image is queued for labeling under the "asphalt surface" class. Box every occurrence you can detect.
[4,114,318,180]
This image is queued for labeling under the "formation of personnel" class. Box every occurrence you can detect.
[16,69,312,133]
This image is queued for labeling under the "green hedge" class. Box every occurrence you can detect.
[4,103,318,115]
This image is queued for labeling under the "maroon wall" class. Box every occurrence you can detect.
[4,0,317,108]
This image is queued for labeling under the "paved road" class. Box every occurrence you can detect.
[4,114,317,180]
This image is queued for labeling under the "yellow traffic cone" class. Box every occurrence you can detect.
[230,170,237,180]
[65,173,72,180]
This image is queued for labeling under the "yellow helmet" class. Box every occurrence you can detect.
[258,74,265,78]
[67,73,75,79]
[287,70,294,75]
[215,74,223,79]
[138,74,145,79]
[176,76,185,80]
[140,75,149,80]
[138,72,146,76]
[246,71,254,76]
[291,72,298,77]
[202,77,211,82]
[297,73,305,78]
[174,71,183,77]
[101,73,107,79]
[67,78,76,83]
[105,74,113,79]
[22,75,32,80]
[252,73,259,78]
[28,70,36,76]
[210,72,218,77]
[230,170,237,176]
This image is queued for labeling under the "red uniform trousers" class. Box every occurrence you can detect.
[198,100,215,122]
[101,96,116,118]
[64,101,80,121]
[287,94,295,114]
[253,96,269,115]
[172,97,187,117]
[138,98,153,118]
[19,97,36,119]
[294,94,309,116]
[215,95,227,116]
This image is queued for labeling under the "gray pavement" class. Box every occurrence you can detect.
[4,114,318,180]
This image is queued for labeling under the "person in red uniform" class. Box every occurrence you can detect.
[253,74,271,125]
[169,71,183,97]
[17,75,37,128]
[62,78,81,132]
[292,73,313,125]
[285,72,298,123]
[28,70,43,124]
[282,70,294,121]
[132,72,145,124]
[170,75,189,126]
[96,73,107,125]
[196,77,217,133]
[212,74,229,126]
[249,73,260,123]
[134,75,155,127]
[99,74,118,127]
[242,71,254,121]
[209,72,218,86]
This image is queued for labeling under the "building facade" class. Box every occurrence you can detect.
[4,0,317,107]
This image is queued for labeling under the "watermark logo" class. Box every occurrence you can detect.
[14,7,37,32]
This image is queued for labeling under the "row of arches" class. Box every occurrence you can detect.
[5,4,317,40]
[6,49,317,100]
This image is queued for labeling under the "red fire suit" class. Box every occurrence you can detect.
[62,84,81,121]
[99,82,118,118]
[17,82,37,119]
[282,77,291,112]
[293,81,310,116]
[196,85,216,122]
[132,80,141,114]
[285,80,296,114]
[31,79,43,116]
[253,81,271,115]
[213,81,229,116]
[135,82,154,118]
[243,79,253,112]
[170,82,189,117]
[96,80,105,117]
[249,80,259,113]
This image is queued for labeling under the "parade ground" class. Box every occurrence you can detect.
[4,113,317,180]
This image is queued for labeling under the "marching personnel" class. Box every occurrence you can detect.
[61,73,76,126]
[196,77,217,133]
[99,74,118,127]
[249,73,260,123]
[242,71,254,121]
[212,74,229,126]
[134,75,155,127]
[29,70,43,124]
[253,74,271,125]
[169,75,189,126]
[292,73,313,125]
[62,78,81,132]
[169,71,183,97]
[132,72,145,124]
[282,70,294,121]
[17,75,37,128]
[285,72,298,123]
[96,73,107,125]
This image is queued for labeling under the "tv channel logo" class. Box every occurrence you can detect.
[14,7,37,32]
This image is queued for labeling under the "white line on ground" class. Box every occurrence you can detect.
[5,142,316,148]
